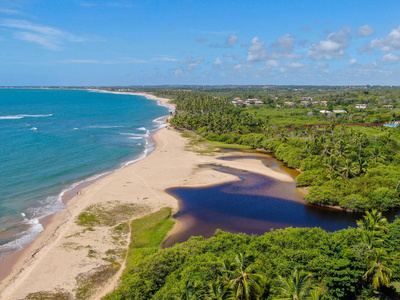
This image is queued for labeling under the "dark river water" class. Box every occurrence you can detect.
[162,150,394,247]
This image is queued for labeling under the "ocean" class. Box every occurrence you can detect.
[0,89,170,259]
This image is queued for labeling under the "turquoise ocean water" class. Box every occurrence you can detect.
[0,89,170,259]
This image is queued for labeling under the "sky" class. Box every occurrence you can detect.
[0,0,400,86]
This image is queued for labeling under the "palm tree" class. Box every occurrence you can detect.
[204,280,235,300]
[181,280,197,300]
[363,248,393,298]
[339,159,356,180]
[357,210,389,233]
[361,230,383,251]
[276,269,313,300]
[224,252,267,300]
[355,156,368,176]
[370,147,386,163]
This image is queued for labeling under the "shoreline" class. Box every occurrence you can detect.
[0,91,173,282]
[0,92,298,299]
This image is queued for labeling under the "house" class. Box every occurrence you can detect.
[383,105,394,109]
[300,101,310,106]
[300,97,313,101]
[356,104,367,109]
[284,102,295,106]
[276,104,281,108]
[312,101,320,105]
[333,110,347,114]
[320,101,328,106]
[254,100,264,105]
[233,97,242,101]
[320,110,332,114]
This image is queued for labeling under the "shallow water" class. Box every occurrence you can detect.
[0,89,169,259]
[163,153,365,247]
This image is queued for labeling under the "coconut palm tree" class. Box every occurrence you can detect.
[204,280,235,300]
[339,159,357,180]
[363,248,393,299]
[357,210,389,233]
[223,252,267,300]
[181,280,197,300]
[276,269,313,300]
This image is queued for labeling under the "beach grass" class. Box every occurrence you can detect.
[102,207,175,299]
[76,201,147,228]
[181,131,250,154]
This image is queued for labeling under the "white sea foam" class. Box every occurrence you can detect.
[30,127,38,132]
[137,127,146,131]
[0,114,52,120]
[0,218,44,260]
[73,128,79,130]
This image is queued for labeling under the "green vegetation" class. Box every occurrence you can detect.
[103,208,175,300]
[75,264,120,300]
[103,209,400,299]
[168,90,400,211]
[76,201,147,228]
[25,289,72,300]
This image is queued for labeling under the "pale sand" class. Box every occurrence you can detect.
[0,94,295,299]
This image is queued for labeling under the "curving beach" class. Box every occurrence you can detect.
[0,94,296,299]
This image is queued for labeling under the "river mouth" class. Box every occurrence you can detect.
[162,150,365,248]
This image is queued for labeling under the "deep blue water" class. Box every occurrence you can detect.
[163,163,364,247]
[0,89,169,258]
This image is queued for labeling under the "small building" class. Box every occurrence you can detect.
[276,104,281,108]
[320,110,332,114]
[333,110,347,114]
[254,100,264,105]
[312,101,320,105]
[320,101,328,106]
[300,97,313,101]
[284,101,295,106]
[233,97,242,101]
[383,105,394,109]
[356,104,367,109]
[300,101,310,106]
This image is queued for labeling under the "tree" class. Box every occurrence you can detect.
[204,280,235,300]
[339,159,356,180]
[223,252,267,300]
[363,248,393,298]
[181,280,197,300]
[276,269,313,300]
[357,210,389,232]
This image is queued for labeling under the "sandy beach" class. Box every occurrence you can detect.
[0,93,296,299]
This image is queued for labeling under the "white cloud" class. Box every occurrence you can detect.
[174,68,183,76]
[316,62,328,68]
[152,55,179,62]
[246,37,269,62]
[370,26,400,52]
[179,55,204,70]
[0,8,23,15]
[265,60,280,68]
[380,53,400,61]
[213,57,223,66]
[357,25,374,37]
[349,58,358,66]
[226,34,238,46]
[285,61,306,68]
[307,28,351,60]
[0,18,85,49]
[270,34,301,59]
[223,53,239,59]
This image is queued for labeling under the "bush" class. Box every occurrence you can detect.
[296,169,326,187]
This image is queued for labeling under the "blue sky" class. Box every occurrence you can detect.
[1,0,400,86]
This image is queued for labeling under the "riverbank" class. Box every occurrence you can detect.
[0,94,297,299]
